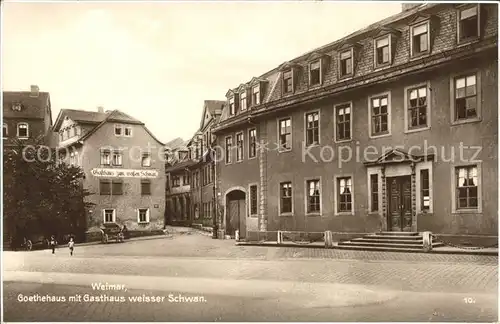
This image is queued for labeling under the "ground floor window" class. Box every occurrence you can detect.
[337,177,352,213]
[249,185,258,216]
[280,182,292,214]
[370,174,379,212]
[456,165,478,209]
[420,169,430,211]
[103,209,116,223]
[137,208,150,223]
[306,179,321,214]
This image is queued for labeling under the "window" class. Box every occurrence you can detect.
[66,128,70,138]
[141,180,151,195]
[249,185,258,216]
[70,152,76,165]
[339,50,353,77]
[112,151,122,166]
[114,124,123,136]
[172,176,181,187]
[335,103,351,141]
[101,150,111,165]
[111,180,123,195]
[420,169,430,211]
[236,133,243,162]
[337,177,352,212]
[17,123,28,138]
[280,182,292,214]
[3,123,7,137]
[458,5,479,42]
[411,23,429,56]
[229,97,235,116]
[248,128,257,158]
[370,174,379,212]
[252,85,260,106]
[283,69,293,93]
[309,60,321,86]
[99,180,111,195]
[370,95,389,136]
[306,179,321,214]
[103,209,115,223]
[75,126,81,136]
[456,166,478,209]
[124,126,132,137]
[408,86,428,129]
[138,208,149,223]
[375,36,390,66]
[278,118,292,151]
[305,112,319,146]
[225,136,232,164]
[142,153,151,167]
[454,74,477,121]
[240,91,247,111]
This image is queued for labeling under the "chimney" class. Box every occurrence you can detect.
[402,3,422,12]
[97,106,104,113]
[30,85,39,97]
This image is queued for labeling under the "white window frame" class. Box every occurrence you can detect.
[368,91,392,139]
[101,150,111,166]
[114,124,123,136]
[112,151,123,166]
[334,174,355,216]
[103,209,116,223]
[373,34,392,69]
[124,126,133,137]
[333,101,353,143]
[283,69,294,94]
[225,135,233,165]
[248,183,259,217]
[304,177,322,216]
[450,162,482,214]
[277,116,292,153]
[450,70,482,125]
[304,110,321,147]
[308,59,322,86]
[416,161,434,214]
[410,21,431,58]
[338,48,354,78]
[404,81,432,133]
[248,128,257,160]
[279,181,294,216]
[457,4,481,45]
[367,167,383,215]
[240,91,247,111]
[137,208,150,224]
[235,132,244,162]
[252,85,261,106]
[141,152,151,167]
[17,122,29,139]
[229,97,235,116]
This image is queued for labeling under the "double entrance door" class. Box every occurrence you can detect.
[387,176,413,232]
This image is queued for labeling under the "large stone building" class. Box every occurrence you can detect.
[53,108,166,238]
[212,3,498,244]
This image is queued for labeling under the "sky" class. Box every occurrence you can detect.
[2,1,401,144]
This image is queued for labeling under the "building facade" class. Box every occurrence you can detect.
[213,3,498,243]
[53,108,166,238]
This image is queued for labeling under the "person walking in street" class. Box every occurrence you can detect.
[68,237,75,256]
[50,235,57,254]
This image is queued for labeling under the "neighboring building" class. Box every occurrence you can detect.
[188,100,225,228]
[212,3,498,243]
[3,85,54,147]
[165,138,194,226]
[53,107,166,238]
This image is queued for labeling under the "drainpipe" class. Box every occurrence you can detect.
[212,147,218,239]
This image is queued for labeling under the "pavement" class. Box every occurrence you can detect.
[3,232,498,322]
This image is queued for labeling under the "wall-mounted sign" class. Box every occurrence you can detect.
[91,168,159,179]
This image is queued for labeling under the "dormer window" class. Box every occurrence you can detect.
[240,91,247,111]
[12,103,22,112]
[339,49,353,77]
[309,60,321,86]
[283,69,293,94]
[229,97,235,116]
[375,36,390,67]
[458,5,480,43]
[252,85,260,106]
[17,123,29,138]
[411,22,429,56]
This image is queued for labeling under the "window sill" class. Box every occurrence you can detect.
[306,212,322,217]
[451,118,482,126]
[278,148,292,154]
[137,221,150,225]
[335,211,354,216]
[369,132,391,139]
[224,161,232,165]
[279,212,294,217]
[373,63,391,72]
[457,37,480,48]
[334,138,352,144]
[248,155,257,160]
[368,211,381,216]
[305,143,320,149]
[236,160,244,164]
[404,126,430,134]
[338,74,353,81]
[410,51,430,61]
[452,209,481,214]
[249,214,258,218]
[17,137,29,140]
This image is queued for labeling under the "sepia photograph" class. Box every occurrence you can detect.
[1,0,498,322]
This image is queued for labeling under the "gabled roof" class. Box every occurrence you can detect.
[199,100,225,130]
[3,91,51,120]
[165,159,197,173]
[165,137,186,150]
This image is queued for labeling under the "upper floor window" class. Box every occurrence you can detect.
[309,60,321,86]
[408,86,428,129]
[339,49,353,77]
[141,153,151,167]
[3,123,7,137]
[305,111,319,146]
[236,132,244,162]
[283,69,293,93]
[278,118,292,151]
[456,165,478,210]
[454,74,477,121]
[75,126,81,137]
[306,179,321,214]
[411,22,429,56]
[225,136,233,164]
[370,94,389,136]
[172,175,181,187]
[335,103,352,142]
[114,124,123,136]
[375,36,390,67]
[248,128,257,159]
[240,91,247,111]
[141,180,151,195]
[101,150,111,165]
[112,151,122,166]
[17,123,29,138]
[252,85,260,106]
[458,5,480,43]
[124,126,132,137]
[229,97,235,116]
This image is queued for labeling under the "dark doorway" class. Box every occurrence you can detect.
[387,176,412,231]
[226,190,246,238]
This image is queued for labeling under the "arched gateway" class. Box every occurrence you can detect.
[224,188,246,239]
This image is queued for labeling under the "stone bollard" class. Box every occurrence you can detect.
[277,231,283,244]
[324,231,334,248]
[422,231,432,252]
[235,230,240,242]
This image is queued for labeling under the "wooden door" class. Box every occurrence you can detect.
[227,200,238,236]
[387,176,412,231]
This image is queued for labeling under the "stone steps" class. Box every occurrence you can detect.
[337,232,444,252]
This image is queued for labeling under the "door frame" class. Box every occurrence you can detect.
[223,186,247,237]
[386,175,412,231]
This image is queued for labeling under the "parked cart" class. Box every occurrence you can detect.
[100,223,125,244]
